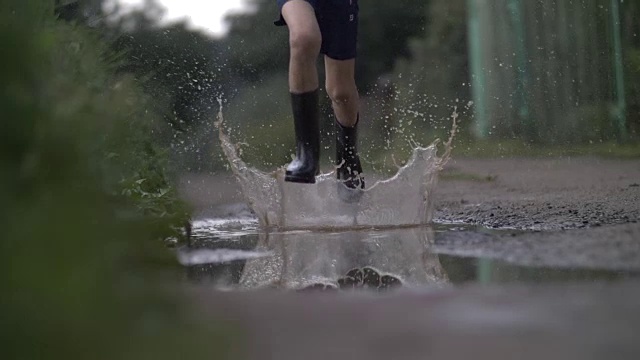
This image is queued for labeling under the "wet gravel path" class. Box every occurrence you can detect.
[435,157,640,230]
[180,156,640,231]
[180,157,640,359]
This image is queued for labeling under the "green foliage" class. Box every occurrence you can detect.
[353,0,472,169]
[625,49,640,138]
[223,73,294,169]
[1,2,232,359]
[357,0,429,89]
[110,15,224,132]
[622,0,640,138]
[223,0,289,84]
[47,21,190,241]
[102,0,228,172]
[391,0,469,139]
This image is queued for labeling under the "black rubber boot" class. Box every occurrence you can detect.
[336,117,365,190]
[285,90,320,184]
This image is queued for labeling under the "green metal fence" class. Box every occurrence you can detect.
[467,0,627,143]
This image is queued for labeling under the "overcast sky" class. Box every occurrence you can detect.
[107,0,250,37]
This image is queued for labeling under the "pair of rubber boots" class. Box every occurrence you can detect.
[284,89,365,192]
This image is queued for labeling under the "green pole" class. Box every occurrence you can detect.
[507,0,532,139]
[477,258,493,284]
[467,0,489,139]
[611,0,627,140]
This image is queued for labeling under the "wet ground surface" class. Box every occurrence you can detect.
[435,157,640,230]
[191,281,640,360]
[180,157,640,230]
[177,157,640,359]
[182,223,640,288]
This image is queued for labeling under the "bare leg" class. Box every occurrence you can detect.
[281,0,322,184]
[324,56,359,127]
[282,0,321,93]
[325,56,364,192]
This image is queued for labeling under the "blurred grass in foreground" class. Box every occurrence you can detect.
[1,2,234,359]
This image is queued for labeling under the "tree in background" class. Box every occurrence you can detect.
[80,0,638,171]
[357,0,429,90]
[109,8,227,171]
[385,0,469,156]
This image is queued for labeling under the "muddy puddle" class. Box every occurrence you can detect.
[186,107,640,291]
[179,217,639,290]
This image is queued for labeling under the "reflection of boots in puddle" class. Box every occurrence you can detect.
[298,282,339,292]
[337,267,402,291]
[299,267,403,292]
[241,229,447,291]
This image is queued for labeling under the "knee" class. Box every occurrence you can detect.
[326,84,357,106]
[289,30,321,61]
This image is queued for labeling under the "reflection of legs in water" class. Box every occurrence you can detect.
[336,267,402,291]
[238,232,286,289]
[238,228,448,291]
[285,231,423,291]
[186,262,248,285]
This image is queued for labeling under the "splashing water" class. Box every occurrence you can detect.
[177,248,270,266]
[215,101,457,230]
[238,228,449,290]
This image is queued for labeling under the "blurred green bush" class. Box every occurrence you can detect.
[1,2,190,242]
[1,2,233,359]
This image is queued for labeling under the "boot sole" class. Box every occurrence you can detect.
[285,174,317,184]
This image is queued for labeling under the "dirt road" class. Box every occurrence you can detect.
[179,157,640,359]
[179,156,640,230]
[435,157,640,230]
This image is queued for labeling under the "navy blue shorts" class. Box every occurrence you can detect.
[275,0,359,60]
